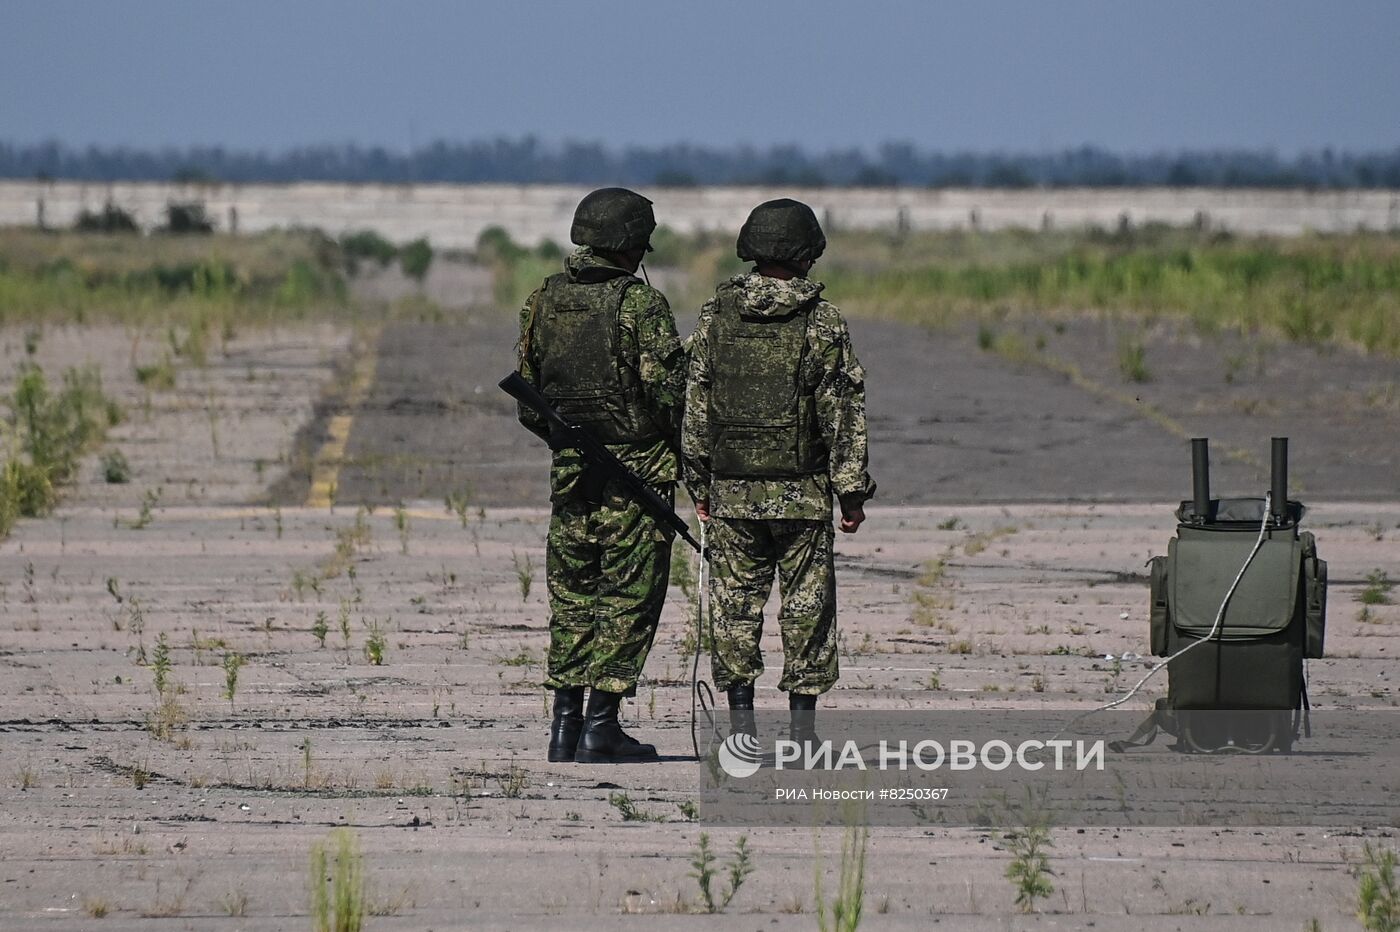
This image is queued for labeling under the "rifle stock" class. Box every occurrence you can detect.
[500,371,700,552]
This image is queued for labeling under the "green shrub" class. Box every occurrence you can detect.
[161,202,214,234]
[475,226,526,262]
[1,458,54,529]
[1357,842,1400,932]
[135,356,176,390]
[399,237,433,283]
[2,364,116,534]
[340,230,398,272]
[309,828,365,932]
[102,450,131,484]
[74,202,139,234]
[0,228,348,326]
[1117,337,1151,382]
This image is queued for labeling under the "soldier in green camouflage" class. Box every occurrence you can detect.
[515,187,686,763]
[682,198,875,740]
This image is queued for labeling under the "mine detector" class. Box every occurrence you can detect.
[1142,437,1328,753]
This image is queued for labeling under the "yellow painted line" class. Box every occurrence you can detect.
[306,329,381,508]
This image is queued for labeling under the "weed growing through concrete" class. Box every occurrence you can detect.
[1003,788,1056,913]
[309,828,366,932]
[141,874,195,919]
[1356,842,1400,932]
[101,449,130,483]
[301,737,315,788]
[338,600,352,651]
[128,487,160,529]
[2,365,118,535]
[497,758,528,798]
[964,525,1018,557]
[220,888,249,917]
[1117,336,1151,383]
[514,551,534,602]
[1359,570,1395,606]
[609,792,665,822]
[312,611,330,647]
[150,633,171,696]
[291,568,311,601]
[363,620,387,665]
[222,651,245,710]
[689,833,754,913]
[393,505,409,554]
[815,813,868,932]
[126,598,147,663]
[910,551,955,629]
[445,488,473,528]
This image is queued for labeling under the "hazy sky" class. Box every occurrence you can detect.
[4,0,1398,154]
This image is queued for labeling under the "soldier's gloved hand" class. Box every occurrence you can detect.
[695,499,711,523]
[838,496,865,534]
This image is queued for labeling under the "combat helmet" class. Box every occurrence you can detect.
[570,187,656,253]
[736,198,826,264]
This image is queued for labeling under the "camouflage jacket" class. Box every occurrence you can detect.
[682,272,876,520]
[516,247,685,500]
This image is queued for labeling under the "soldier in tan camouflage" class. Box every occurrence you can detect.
[682,198,875,741]
[515,187,686,763]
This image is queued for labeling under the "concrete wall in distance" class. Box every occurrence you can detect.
[3,180,1398,249]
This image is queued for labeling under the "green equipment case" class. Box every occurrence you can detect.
[1146,438,1327,752]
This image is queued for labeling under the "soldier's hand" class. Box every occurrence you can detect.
[695,499,711,522]
[839,504,865,534]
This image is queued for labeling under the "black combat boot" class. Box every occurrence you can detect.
[575,689,658,763]
[727,683,757,740]
[789,693,820,749]
[547,686,586,762]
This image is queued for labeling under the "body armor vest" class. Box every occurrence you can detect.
[530,271,660,445]
[708,287,828,478]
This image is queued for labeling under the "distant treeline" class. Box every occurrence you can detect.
[4,139,1400,188]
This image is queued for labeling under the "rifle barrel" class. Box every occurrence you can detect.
[500,372,701,552]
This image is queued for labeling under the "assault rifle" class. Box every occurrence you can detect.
[500,371,700,552]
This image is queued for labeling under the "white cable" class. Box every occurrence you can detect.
[1051,491,1275,742]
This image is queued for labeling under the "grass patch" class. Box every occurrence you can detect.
[2,364,118,536]
[815,814,868,932]
[1001,789,1056,913]
[690,833,754,913]
[1359,570,1395,606]
[1117,336,1151,382]
[309,828,365,932]
[608,791,666,822]
[595,224,1400,357]
[0,228,349,328]
[1357,842,1400,932]
[818,226,1400,355]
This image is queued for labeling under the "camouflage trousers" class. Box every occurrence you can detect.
[543,487,673,694]
[706,517,838,696]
